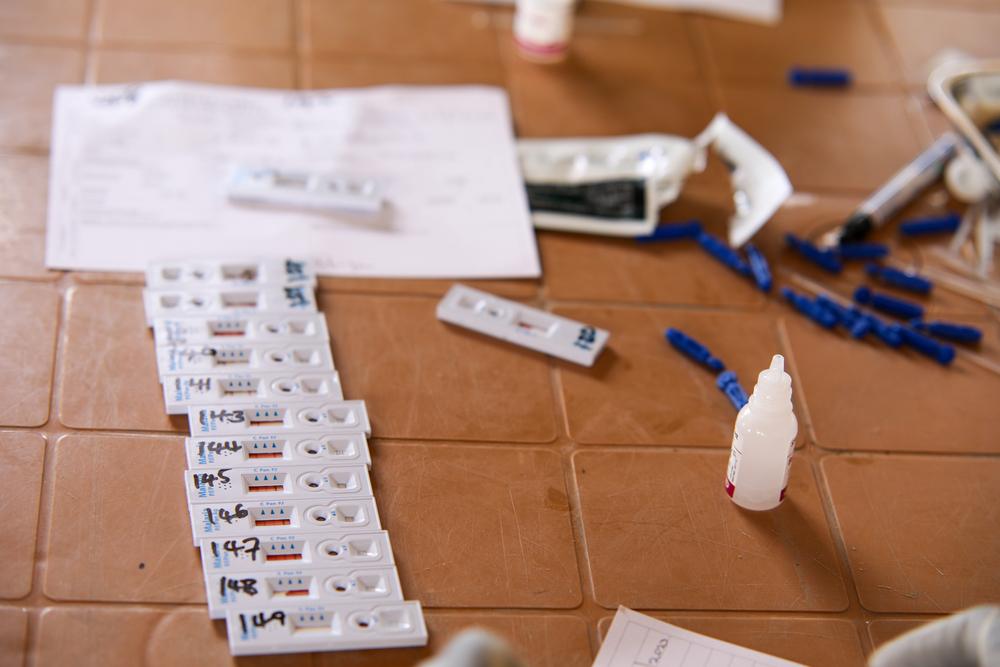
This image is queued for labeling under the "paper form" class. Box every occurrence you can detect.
[45,82,541,279]
[593,607,804,667]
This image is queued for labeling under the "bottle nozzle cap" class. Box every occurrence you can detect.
[751,353,792,409]
[769,354,784,372]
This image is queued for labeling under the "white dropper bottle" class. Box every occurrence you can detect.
[725,354,798,511]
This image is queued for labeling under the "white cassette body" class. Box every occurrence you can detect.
[188,402,371,437]
[188,496,381,544]
[437,284,609,366]
[185,432,371,470]
[164,372,344,415]
[225,601,427,656]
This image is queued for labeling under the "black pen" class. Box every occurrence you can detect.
[826,133,961,246]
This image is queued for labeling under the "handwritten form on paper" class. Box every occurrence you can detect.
[594,608,804,667]
[45,82,541,278]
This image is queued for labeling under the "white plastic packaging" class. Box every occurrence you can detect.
[725,354,797,511]
[517,113,791,244]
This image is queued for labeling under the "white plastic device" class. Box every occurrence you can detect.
[225,601,428,656]
[152,314,329,346]
[188,402,371,437]
[436,284,609,366]
[186,432,371,470]
[189,497,382,544]
[146,258,316,289]
[143,286,317,326]
[206,565,402,620]
[200,532,395,573]
[164,372,344,415]
[185,464,371,504]
[156,344,334,378]
[228,166,383,215]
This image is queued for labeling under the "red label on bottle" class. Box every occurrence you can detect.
[725,479,735,497]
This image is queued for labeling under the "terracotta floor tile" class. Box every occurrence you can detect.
[315,612,592,667]
[697,0,898,86]
[555,306,784,446]
[306,0,499,62]
[93,49,295,88]
[880,6,1000,86]
[540,189,766,308]
[0,608,27,667]
[0,44,84,151]
[823,454,1000,612]
[0,0,88,41]
[0,153,58,281]
[575,449,848,611]
[0,283,58,427]
[36,607,309,667]
[505,52,715,138]
[785,309,1000,453]
[372,442,581,608]
[307,57,504,88]
[97,0,293,50]
[867,617,939,649]
[0,432,45,600]
[44,434,202,603]
[719,88,924,193]
[58,285,186,432]
[322,293,557,443]
[317,277,538,300]
[597,615,867,667]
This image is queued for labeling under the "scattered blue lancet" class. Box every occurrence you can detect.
[781,287,837,329]
[836,243,888,261]
[865,264,932,295]
[899,213,961,237]
[853,286,924,320]
[635,220,703,243]
[716,370,749,411]
[788,67,852,88]
[744,242,772,292]
[898,326,956,365]
[698,232,752,278]
[911,320,982,345]
[786,233,842,273]
[665,328,725,372]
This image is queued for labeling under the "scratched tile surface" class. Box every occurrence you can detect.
[3,0,999,665]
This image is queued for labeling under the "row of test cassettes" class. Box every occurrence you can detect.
[142,258,427,657]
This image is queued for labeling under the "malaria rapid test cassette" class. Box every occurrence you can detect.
[146,258,316,289]
[143,285,317,326]
[156,343,334,378]
[186,432,371,470]
[189,497,382,544]
[186,463,372,504]
[153,314,329,346]
[436,284,609,366]
[163,372,344,415]
[200,532,396,574]
[206,565,403,620]
[225,601,428,656]
[188,402,371,437]
[227,167,384,215]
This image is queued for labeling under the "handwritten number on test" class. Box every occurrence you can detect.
[210,537,261,561]
[239,611,286,634]
[220,576,259,598]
